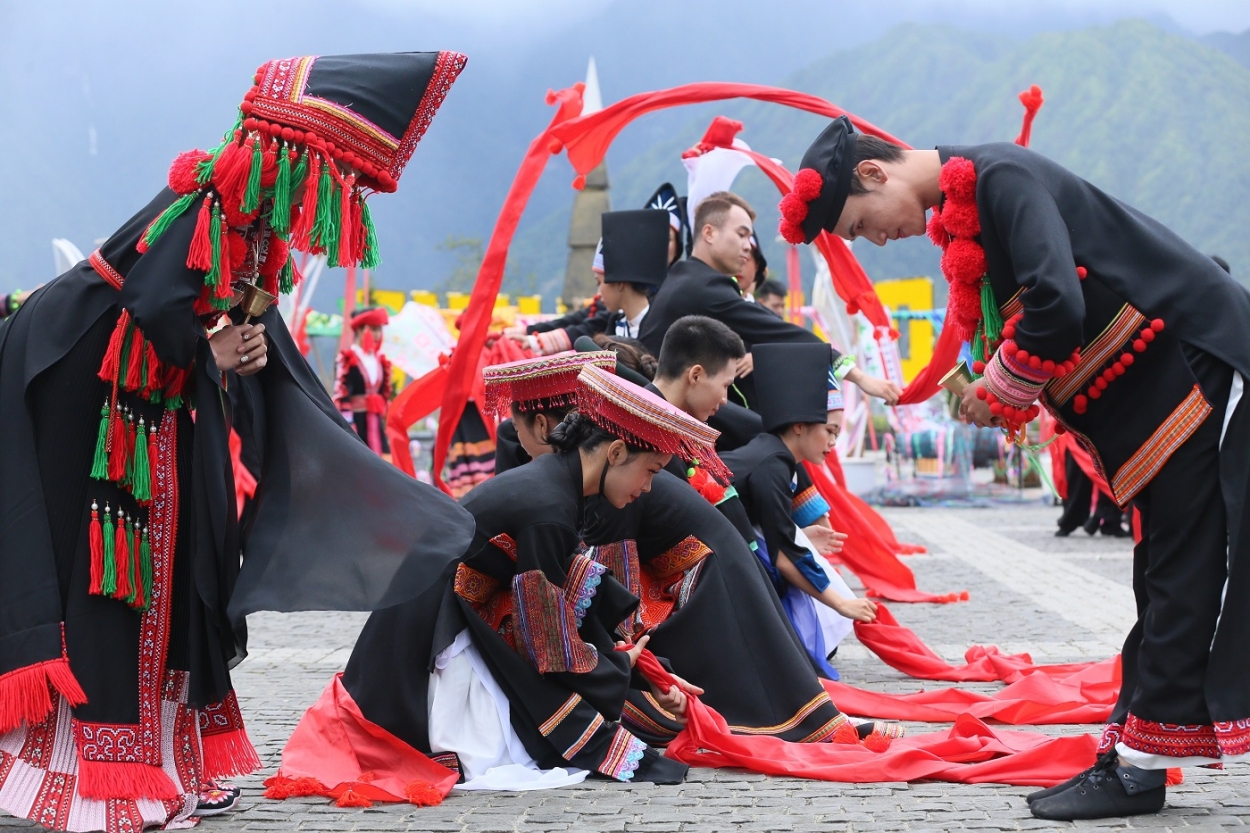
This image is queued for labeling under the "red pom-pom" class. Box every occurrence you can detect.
[1112,362,1125,376]
[779,191,810,224]
[947,285,982,342]
[1015,349,1028,363]
[1133,339,1147,353]
[1028,355,1042,370]
[791,168,824,202]
[1076,266,1088,280]
[221,199,258,229]
[941,237,987,286]
[972,360,986,374]
[926,209,946,247]
[779,217,806,246]
[1094,377,1108,391]
[226,231,248,271]
[940,198,980,238]
[1150,319,1164,332]
[1002,405,1017,420]
[168,149,210,195]
[1121,353,1134,367]
[975,387,987,400]
[1053,365,1067,378]
[1001,326,1016,340]
[1102,368,1115,383]
[1088,386,1102,400]
[938,156,977,202]
[1140,328,1155,343]
[1074,395,1087,414]
[1042,359,1055,374]
[989,401,1003,415]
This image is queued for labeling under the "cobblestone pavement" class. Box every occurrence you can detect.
[7,504,1247,831]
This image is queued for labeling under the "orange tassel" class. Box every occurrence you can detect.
[334,786,372,808]
[862,729,894,753]
[113,512,132,600]
[88,501,104,594]
[404,780,444,807]
[263,775,325,800]
[1166,768,1184,786]
[186,196,214,271]
[832,719,860,745]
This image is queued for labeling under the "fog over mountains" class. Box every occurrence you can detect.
[2,0,1247,307]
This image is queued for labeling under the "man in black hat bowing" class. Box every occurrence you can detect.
[639,191,901,410]
[784,115,1250,822]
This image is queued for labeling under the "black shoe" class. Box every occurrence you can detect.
[1055,527,1075,538]
[196,780,242,816]
[1083,518,1099,536]
[1030,752,1166,821]
[1026,762,1096,804]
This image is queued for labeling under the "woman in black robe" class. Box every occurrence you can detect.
[0,52,474,832]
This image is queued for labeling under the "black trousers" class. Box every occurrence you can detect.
[1111,348,1244,737]
[1058,453,1123,533]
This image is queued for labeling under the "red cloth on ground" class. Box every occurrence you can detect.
[631,651,1097,786]
[266,674,458,806]
[804,462,967,603]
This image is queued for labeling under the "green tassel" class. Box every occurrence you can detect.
[271,144,293,235]
[980,278,1004,345]
[205,205,224,291]
[124,523,140,607]
[90,400,111,480]
[971,322,987,370]
[141,192,197,250]
[291,150,309,196]
[199,113,243,185]
[312,162,337,255]
[242,135,264,213]
[101,506,117,596]
[140,525,153,612]
[121,413,134,490]
[279,255,295,295]
[359,200,381,269]
[131,419,151,502]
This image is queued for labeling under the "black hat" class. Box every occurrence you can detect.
[779,115,858,245]
[646,183,690,246]
[601,210,670,286]
[752,343,833,432]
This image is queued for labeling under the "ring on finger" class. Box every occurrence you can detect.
[239,354,249,364]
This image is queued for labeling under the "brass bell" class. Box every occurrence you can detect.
[939,360,973,396]
[238,282,277,324]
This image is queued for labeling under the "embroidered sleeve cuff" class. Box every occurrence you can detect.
[831,354,856,381]
[983,347,1049,409]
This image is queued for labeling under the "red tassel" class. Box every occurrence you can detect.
[1014,84,1045,148]
[108,405,127,482]
[88,502,104,594]
[337,179,355,266]
[263,775,326,800]
[335,787,373,808]
[404,781,444,807]
[0,657,88,735]
[143,343,161,399]
[212,136,254,212]
[186,196,214,271]
[201,728,263,780]
[78,759,178,801]
[98,311,131,383]
[862,728,894,753]
[214,227,234,301]
[349,193,366,266]
[113,512,132,601]
[832,720,861,745]
[1166,767,1184,786]
[125,329,145,391]
[147,419,160,499]
[291,153,321,249]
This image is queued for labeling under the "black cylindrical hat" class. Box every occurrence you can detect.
[601,209,671,286]
[752,343,833,432]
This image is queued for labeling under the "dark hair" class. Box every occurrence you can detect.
[693,191,756,234]
[756,278,787,300]
[511,402,574,431]
[627,281,658,300]
[592,334,659,380]
[656,315,745,380]
[847,136,906,197]
[1211,255,1231,274]
[547,411,646,457]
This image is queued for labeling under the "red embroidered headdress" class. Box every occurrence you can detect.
[350,306,390,330]
[779,115,858,245]
[483,352,617,419]
[137,52,467,311]
[575,365,730,482]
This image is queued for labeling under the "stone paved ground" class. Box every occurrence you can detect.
[7,503,1247,832]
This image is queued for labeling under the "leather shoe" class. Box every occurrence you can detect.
[1030,752,1166,821]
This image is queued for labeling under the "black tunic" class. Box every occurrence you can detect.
[638,257,841,407]
[344,452,687,784]
[492,418,532,474]
[583,472,848,743]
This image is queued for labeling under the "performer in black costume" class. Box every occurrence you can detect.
[273,366,731,797]
[0,52,474,832]
[639,190,901,408]
[786,114,1250,820]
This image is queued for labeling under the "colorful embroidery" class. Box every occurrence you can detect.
[488,533,519,563]
[511,570,598,675]
[598,728,646,782]
[801,716,849,744]
[539,693,584,737]
[453,563,501,605]
[1046,305,1145,405]
[1110,385,1211,505]
[89,249,125,290]
[1098,722,1124,755]
[791,485,831,529]
[1215,720,1250,757]
[1122,714,1221,759]
[563,554,606,627]
[727,692,835,736]
[999,287,1024,322]
[428,752,462,779]
[621,700,681,740]
[648,536,712,580]
[562,713,604,760]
